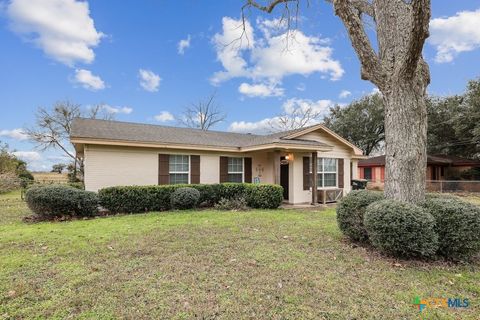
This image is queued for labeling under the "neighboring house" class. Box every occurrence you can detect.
[359,154,480,189]
[70,118,365,204]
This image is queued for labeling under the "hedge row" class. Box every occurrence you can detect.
[98,183,283,213]
[25,184,98,217]
[337,191,480,260]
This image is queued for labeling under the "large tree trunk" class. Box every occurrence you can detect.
[383,78,428,203]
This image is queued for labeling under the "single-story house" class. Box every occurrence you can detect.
[70,118,365,204]
[358,154,480,189]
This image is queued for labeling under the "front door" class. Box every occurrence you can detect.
[280,157,289,200]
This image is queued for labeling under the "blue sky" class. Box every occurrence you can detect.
[0,0,479,170]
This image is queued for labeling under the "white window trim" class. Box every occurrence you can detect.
[313,157,338,190]
[169,154,191,184]
[227,157,244,183]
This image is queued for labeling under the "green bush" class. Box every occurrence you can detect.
[25,184,98,217]
[364,200,438,258]
[336,190,384,242]
[98,183,284,214]
[422,197,480,260]
[246,184,283,209]
[68,182,85,190]
[98,185,177,213]
[170,187,200,210]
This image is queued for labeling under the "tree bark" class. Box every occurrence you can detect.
[383,77,428,203]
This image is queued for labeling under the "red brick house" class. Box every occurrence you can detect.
[358,155,480,189]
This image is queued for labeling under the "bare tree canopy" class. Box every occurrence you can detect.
[243,0,431,203]
[25,101,115,179]
[178,93,227,131]
[269,104,323,132]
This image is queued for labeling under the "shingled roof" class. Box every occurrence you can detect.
[70,118,332,150]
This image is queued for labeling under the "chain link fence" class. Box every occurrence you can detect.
[426,180,480,193]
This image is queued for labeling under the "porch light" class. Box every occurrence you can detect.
[285,154,294,161]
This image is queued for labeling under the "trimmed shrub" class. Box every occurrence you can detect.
[98,183,284,213]
[364,200,438,258]
[215,183,249,200]
[170,187,200,210]
[246,184,283,209]
[422,197,480,260]
[25,184,98,217]
[214,197,248,211]
[98,185,177,213]
[336,190,384,242]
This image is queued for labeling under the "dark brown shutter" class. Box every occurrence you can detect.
[303,157,311,190]
[220,156,228,183]
[244,157,252,183]
[190,155,200,184]
[338,158,344,188]
[158,154,170,185]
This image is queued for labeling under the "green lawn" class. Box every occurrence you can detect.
[0,191,479,319]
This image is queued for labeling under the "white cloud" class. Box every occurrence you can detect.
[371,87,381,95]
[238,82,284,98]
[211,17,344,86]
[229,98,334,133]
[139,69,161,92]
[6,0,103,66]
[73,69,105,91]
[0,128,28,140]
[178,35,191,55]
[282,98,334,115]
[102,105,133,114]
[429,9,480,63]
[154,111,174,122]
[296,83,306,91]
[339,90,351,99]
[12,151,42,162]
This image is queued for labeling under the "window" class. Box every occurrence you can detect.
[363,167,372,181]
[316,158,337,188]
[227,157,243,183]
[169,155,189,184]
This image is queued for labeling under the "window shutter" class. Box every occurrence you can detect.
[219,156,228,183]
[303,157,311,190]
[190,155,200,184]
[244,157,252,183]
[338,158,344,188]
[158,154,170,185]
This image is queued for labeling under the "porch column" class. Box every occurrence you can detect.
[274,150,281,185]
[311,152,318,204]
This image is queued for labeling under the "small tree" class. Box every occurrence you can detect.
[178,92,227,130]
[269,104,324,132]
[25,101,115,181]
[51,163,67,174]
[324,94,384,155]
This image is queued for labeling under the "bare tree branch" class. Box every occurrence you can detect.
[333,0,384,86]
[178,92,227,131]
[269,104,322,132]
[24,101,117,180]
[401,0,430,79]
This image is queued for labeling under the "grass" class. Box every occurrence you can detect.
[0,191,479,319]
